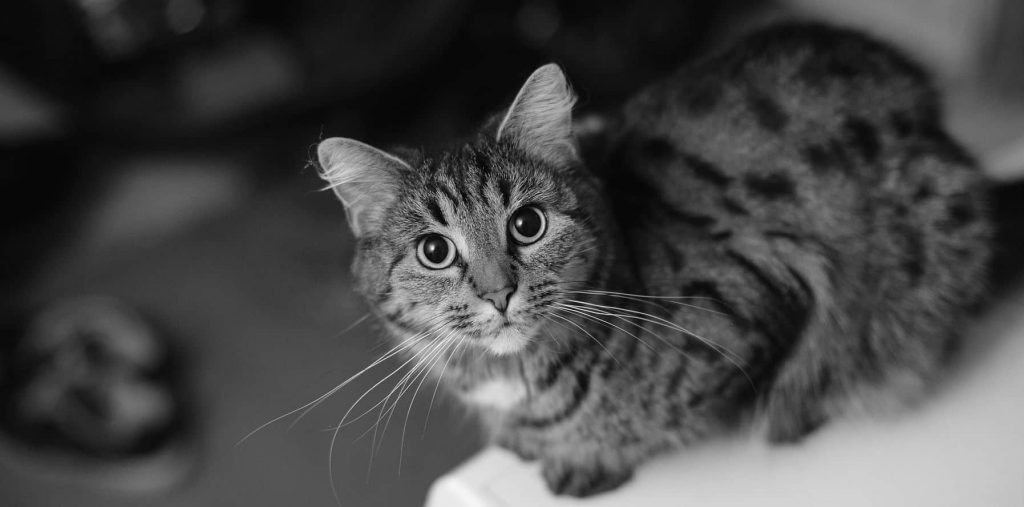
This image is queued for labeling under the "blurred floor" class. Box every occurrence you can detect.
[1,171,478,506]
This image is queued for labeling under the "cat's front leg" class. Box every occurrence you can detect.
[496,425,635,496]
[495,430,541,462]
[540,457,634,497]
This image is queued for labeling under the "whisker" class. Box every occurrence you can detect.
[561,286,735,313]
[379,331,454,455]
[553,303,725,388]
[555,303,697,364]
[354,330,455,474]
[539,321,567,351]
[546,312,622,367]
[287,317,449,431]
[369,332,453,460]
[352,332,446,453]
[321,319,454,434]
[422,332,471,436]
[333,352,440,435]
[563,289,732,318]
[337,312,372,337]
[550,306,658,356]
[563,300,744,364]
[560,301,755,391]
[236,319,442,447]
[328,323,449,501]
[545,281,731,306]
[398,332,465,472]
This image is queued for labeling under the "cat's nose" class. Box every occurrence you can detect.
[480,286,516,313]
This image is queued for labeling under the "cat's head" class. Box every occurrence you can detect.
[317,64,612,356]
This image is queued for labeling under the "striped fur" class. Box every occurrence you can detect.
[317,22,991,497]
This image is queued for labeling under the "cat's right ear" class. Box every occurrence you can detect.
[496,63,578,167]
[317,137,410,237]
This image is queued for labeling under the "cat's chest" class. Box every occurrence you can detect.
[459,377,527,411]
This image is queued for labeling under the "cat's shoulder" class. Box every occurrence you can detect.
[726,21,930,83]
[624,22,939,130]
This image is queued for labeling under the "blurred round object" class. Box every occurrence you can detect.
[19,297,165,370]
[0,296,194,494]
[70,0,237,61]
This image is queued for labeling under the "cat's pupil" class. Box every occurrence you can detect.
[422,235,449,264]
[513,208,541,237]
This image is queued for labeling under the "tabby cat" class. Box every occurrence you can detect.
[316,23,990,497]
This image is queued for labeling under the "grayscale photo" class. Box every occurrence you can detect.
[2,1,1023,506]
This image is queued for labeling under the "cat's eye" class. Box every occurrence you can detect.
[509,206,547,245]
[416,234,457,269]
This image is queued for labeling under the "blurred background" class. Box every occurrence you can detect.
[1,0,1023,506]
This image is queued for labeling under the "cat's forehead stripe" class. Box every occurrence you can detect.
[430,180,460,211]
[498,178,512,208]
[420,148,523,217]
[426,198,448,226]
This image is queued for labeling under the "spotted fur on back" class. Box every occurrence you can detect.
[317,22,991,497]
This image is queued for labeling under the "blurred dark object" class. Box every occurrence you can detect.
[0,0,239,111]
[0,0,769,141]
[0,140,88,316]
[0,1,99,106]
[989,179,1024,297]
[0,0,472,139]
[986,0,1024,96]
[70,0,238,62]
[517,0,762,102]
[0,297,193,492]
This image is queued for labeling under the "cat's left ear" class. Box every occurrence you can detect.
[317,137,410,237]
[496,63,578,167]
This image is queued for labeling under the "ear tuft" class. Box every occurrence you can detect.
[317,137,409,237]
[496,64,578,166]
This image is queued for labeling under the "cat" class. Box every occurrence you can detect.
[315,22,991,497]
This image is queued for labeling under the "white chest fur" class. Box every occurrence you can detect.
[461,378,527,411]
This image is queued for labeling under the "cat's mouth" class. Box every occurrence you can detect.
[487,326,530,355]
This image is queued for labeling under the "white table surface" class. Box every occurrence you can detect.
[427,288,1024,507]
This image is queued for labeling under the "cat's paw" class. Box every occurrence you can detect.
[541,460,633,497]
[504,443,540,462]
[764,392,828,444]
[496,436,539,462]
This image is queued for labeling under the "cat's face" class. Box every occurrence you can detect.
[363,146,604,355]
[319,64,608,355]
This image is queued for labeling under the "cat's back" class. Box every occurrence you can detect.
[623,22,937,145]
[601,23,990,434]
[611,22,986,251]
[607,21,989,348]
